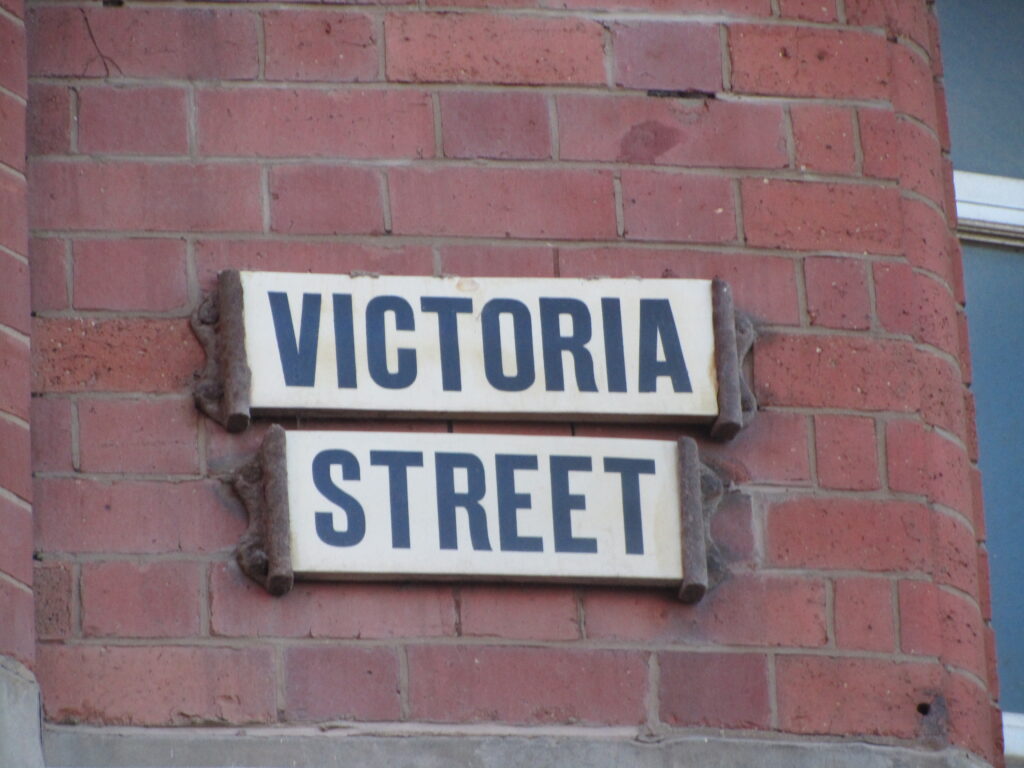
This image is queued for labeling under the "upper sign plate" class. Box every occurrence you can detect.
[193,271,750,434]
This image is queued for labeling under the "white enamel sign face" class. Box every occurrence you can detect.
[240,272,718,421]
[286,431,683,584]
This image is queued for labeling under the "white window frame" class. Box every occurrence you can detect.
[954,170,1024,246]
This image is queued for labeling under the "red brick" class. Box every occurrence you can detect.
[957,309,971,385]
[543,0,770,12]
[0,330,29,421]
[942,158,957,230]
[804,256,871,330]
[27,7,258,80]
[698,410,811,485]
[946,673,996,765]
[934,80,951,152]
[0,251,29,333]
[730,26,891,99]
[890,44,937,127]
[441,245,556,277]
[33,318,202,394]
[860,110,945,208]
[197,88,434,159]
[925,9,943,74]
[970,466,985,543]
[963,392,979,464]
[26,84,70,156]
[976,547,991,621]
[441,92,550,160]
[0,579,33,666]
[37,645,276,725]
[895,122,945,208]
[298,418,447,434]
[659,652,770,728]
[742,179,902,254]
[34,561,72,640]
[767,498,930,572]
[30,398,72,474]
[82,561,201,638]
[195,240,433,293]
[427,0,535,7]
[73,239,188,312]
[29,238,68,312]
[34,478,244,554]
[210,562,455,638]
[874,263,958,356]
[846,0,931,54]
[834,577,894,652]
[0,171,27,256]
[611,22,722,91]
[916,351,966,437]
[755,334,918,412]
[0,0,20,20]
[264,11,377,82]
[451,420,572,437]
[776,656,941,738]
[930,512,977,595]
[899,580,985,679]
[886,420,970,516]
[0,496,31,586]
[779,0,837,22]
[791,104,856,174]
[284,646,401,721]
[269,166,384,235]
[390,167,615,239]
[622,171,735,243]
[460,585,579,640]
[28,161,262,233]
[0,417,30,502]
[558,96,787,169]
[0,91,25,173]
[386,13,605,85]
[557,247,799,324]
[204,418,288,475]
[0,14,26,98]
[814,414,879,491]
[984,623,998,694]
[78,397,198,474]
[709,491,755,566]
[857,108,899,181]
[408,645,647,724]
[77,87,188,156]
[583,575,827,648]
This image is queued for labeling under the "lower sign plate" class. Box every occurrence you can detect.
[232,427,713,601]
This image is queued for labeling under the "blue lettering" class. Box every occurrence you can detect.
[539,298,597,392]
[366,295,417,389]
[638,298,692,393]
[435,453,492,551]
[268,292,321,387]
[312,449,365,547]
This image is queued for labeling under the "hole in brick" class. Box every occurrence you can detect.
[917,702,931,716]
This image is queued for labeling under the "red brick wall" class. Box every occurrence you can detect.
[23,0,1000,763]
[0,0,34,671]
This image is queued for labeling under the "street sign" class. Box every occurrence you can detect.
[233,427,712,600]
[193,271,751,438]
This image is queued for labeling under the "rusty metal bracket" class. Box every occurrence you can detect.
[233,424,293,596]
[709,278,757,441]
[191,269,252,433]
[677,436,725,604]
